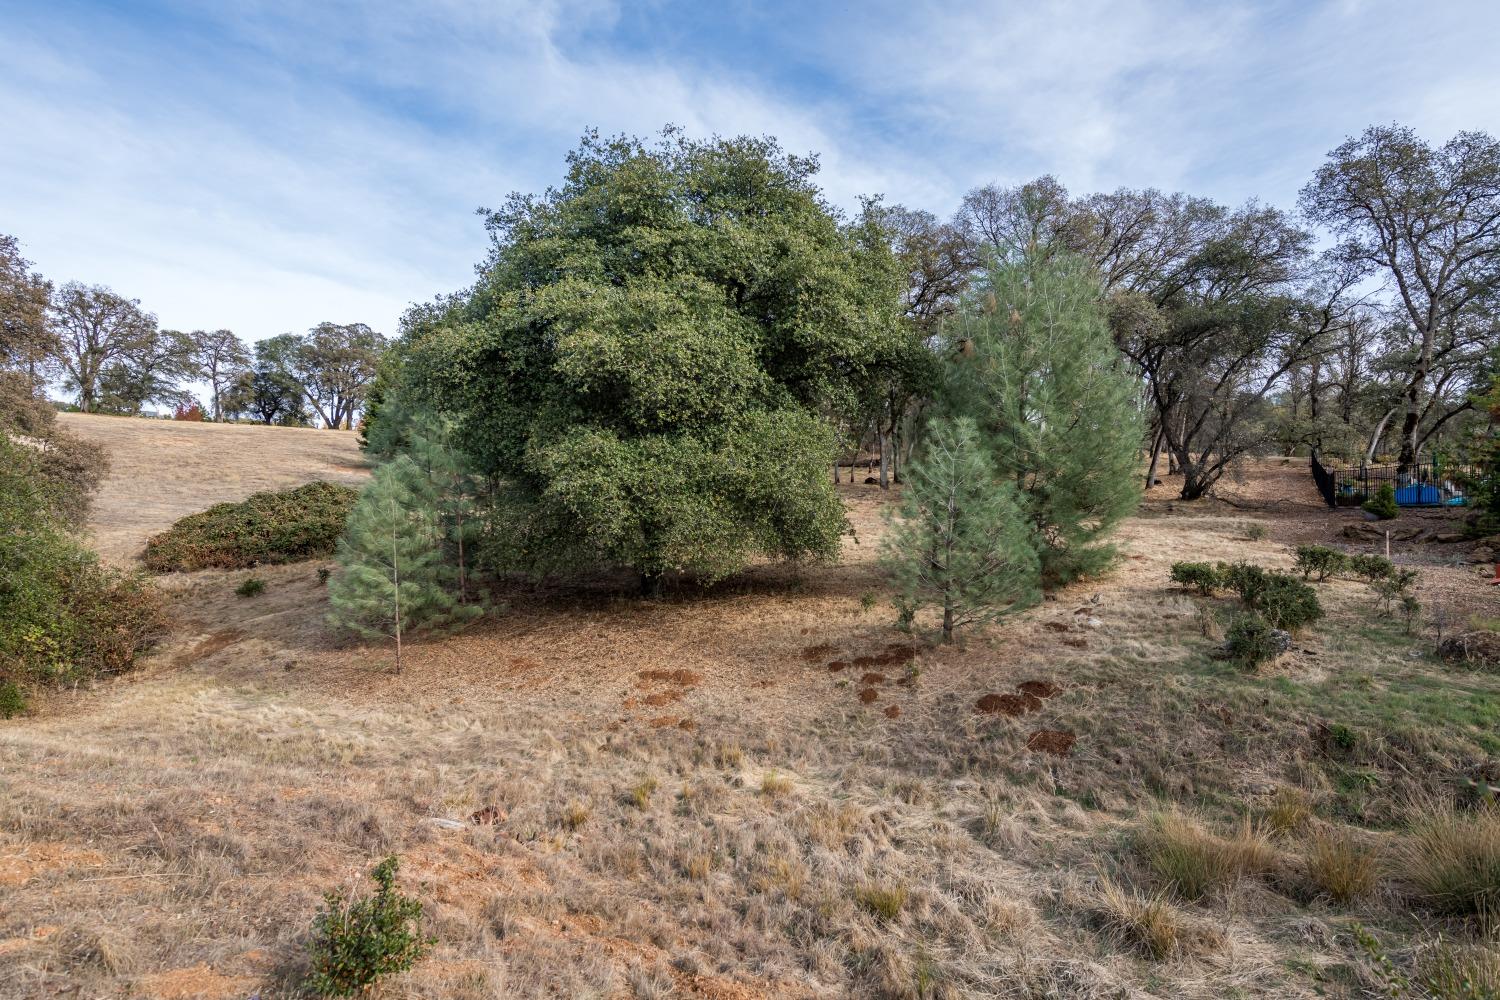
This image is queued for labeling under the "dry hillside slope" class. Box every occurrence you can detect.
[2,419,1498,999]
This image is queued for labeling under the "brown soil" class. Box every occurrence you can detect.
[826,660,848,672]
[639,669,704,686]
[860,672,886,685]
[858,687,878,704]
[800,642,836,661]
[883,705,901,719]
[1026,730,1077,756]
[641,690,684,707]
[1017,680,1060,699]
[849,643,917,668]
[975,693,1039,717]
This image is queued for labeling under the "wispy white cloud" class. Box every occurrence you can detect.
[0,0,1496,340]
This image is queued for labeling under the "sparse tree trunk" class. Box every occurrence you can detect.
[1366,407,1397,464]
[878,428,890,489]
[1145,424,1165,488]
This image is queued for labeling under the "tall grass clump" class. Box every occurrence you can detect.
[1138,812,1278,900]
[1394,809,1500,921]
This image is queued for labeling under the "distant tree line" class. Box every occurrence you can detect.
[0,236,387,429]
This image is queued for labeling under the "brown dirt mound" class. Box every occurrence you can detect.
[1043,621,1070,632]
[975,693,1039,716]
[860,672,886,685]
[826,660,849,672]
[642,690,684,707]
[883,704,901,719]
[1017,680,1060,699]
[801,643,836,661]
[1026,730,1076,756]
[1062,638,1088,649]
[858,688,878,704]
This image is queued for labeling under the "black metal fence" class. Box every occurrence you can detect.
[1319,459,1474,508]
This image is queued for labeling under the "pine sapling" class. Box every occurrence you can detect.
[881,417,1039,641]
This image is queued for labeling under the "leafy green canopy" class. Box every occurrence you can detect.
[382,129,907,583]
[881,417,1039,641]
[944,252,1143,584]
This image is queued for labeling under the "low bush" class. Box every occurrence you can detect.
[1348,553,1395,583]
[0,680,26,719]
[1393,809,1500,919]
[1294,544,1348,581]
[144,481,359,571]
[235,577,266,598]
[2,518,165,688]
[1374,567,1420,613]
[1227,612,1285,668]
[1252,573,1323,630]
[1363,482,1400,520]
[1170,561,1222,595]
[306,855,431,997]
[1218,561,1269,603]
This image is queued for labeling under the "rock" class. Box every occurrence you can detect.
[423,817,466,831]
[1431,531,1470,544]
[1342,522,1424,543]
[1470,546,1496,564]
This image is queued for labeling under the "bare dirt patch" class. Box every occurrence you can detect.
[1026,729,1077,756]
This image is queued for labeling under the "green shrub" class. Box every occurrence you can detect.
[1362,483,1399,520]
[144,481,359,572]
[1294,545,1347,582]
[235,577,266,598]
[1218,561,1269,603]
[1170,561,1222,595]
[1374,568,1420,613]
[1227,612,1284,668]
[1,522,165,687]
[0,681,26,719]
[306,856,432,997]
[1347,553,1395,583]
[1252,573,1323,630]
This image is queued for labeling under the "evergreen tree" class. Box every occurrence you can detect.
[403,416,485,604]
[376,129,907,589]
[945,251,1143,584]
[326,456,477,672]
[881,417,1039,642]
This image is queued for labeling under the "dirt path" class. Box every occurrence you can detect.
[59,413,370,563]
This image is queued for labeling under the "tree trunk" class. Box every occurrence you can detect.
[941,603,953,643]
[1145,425,1165,488]
[1366,407,1397,464]
[878,428,890,489]
[639,571,663,598]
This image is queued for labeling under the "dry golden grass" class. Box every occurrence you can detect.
[6,423,1500,998]
[1301,825,1379,905]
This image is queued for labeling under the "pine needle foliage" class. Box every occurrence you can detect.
[881,417,1038,641]
[326,456,478,672]
[944,251,1143,585]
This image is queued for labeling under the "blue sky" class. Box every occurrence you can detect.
[2,0,1498,341]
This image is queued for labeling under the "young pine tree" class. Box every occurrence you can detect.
[944,251,1143,585]
[403,416,484,604]
[881,417,1039,642]
[326,456,478,672]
